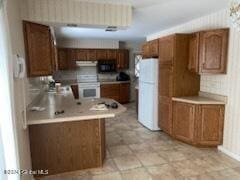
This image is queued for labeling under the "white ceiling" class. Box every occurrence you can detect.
[55,0,229,42]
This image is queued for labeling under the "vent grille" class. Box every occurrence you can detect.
[105,26,118,32]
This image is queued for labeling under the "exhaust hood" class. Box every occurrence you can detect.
[76,61,98,67]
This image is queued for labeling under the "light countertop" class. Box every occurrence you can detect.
[172,96,226,105]
[27,91,126,125]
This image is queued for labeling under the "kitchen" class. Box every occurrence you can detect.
[1,0,240,180]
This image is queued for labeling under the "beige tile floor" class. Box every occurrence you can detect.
[38,103,240,180]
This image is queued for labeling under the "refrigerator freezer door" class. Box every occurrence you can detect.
[138,82,159,131]
[139,58,158,84]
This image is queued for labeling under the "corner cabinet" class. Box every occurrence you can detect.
[172,101,224,147]
[23,21,55,77]
[188,29,229,74]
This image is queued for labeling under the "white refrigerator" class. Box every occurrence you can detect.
[138,58,160,131]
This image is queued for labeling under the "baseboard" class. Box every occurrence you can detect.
[218,145,240,161]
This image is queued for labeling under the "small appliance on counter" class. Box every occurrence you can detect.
[116,72,130,81]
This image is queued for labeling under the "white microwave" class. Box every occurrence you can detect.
[78,83,100,99]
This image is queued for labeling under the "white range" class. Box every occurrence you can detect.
[76,61,100,99]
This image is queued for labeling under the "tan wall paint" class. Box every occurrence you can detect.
[148,9,240,160]
[21,0,132,28]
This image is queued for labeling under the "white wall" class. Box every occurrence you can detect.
[121,41,143,101]
[57,38,119,49]
[6,0,45,179]
[148,9,240,160]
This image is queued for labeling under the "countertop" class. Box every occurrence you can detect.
[27,91,126,125]
[172,96,226,105]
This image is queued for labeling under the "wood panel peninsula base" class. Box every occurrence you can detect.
[26,91,126,177]
[29,118,106,177]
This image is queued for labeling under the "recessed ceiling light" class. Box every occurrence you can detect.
[67,23,78,27]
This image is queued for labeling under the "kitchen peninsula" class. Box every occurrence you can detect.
[27,89,126,177]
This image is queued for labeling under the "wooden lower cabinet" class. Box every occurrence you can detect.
[159,96,172,135]
[29,119,106,177]
[198,105,224,146]
[100,84,120,102]
[172,101,224,147]
[172,102,196,143]
[100,83,130,104]
[119,83,130,104]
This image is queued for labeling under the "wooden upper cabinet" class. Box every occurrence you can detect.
[142,40,158,58]
[96,49,107,60]
[75,49,87,61]
[68,49,77,69]
[149,39,159,57]
[117,49,129,70]
[23,21,53,77]
[87,49,97,61]
[107,50,117,60]
[142,43,150,58]
[57,48,68,70]
[199,29,229,74]
[173,102,196,143]
[158,35,175,64]
[189,29,229,74]
[188,33,200,73]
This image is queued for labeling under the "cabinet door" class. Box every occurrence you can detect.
[119,83,130,104]
[107,50,117,60]
[100,84,120,102]
[23,21,53,76]
[68,49,77,70]
[96,50,107,60]
[76,49,87,61]
[199,29,229,74]
[57,48,68,70]
[197,105,224,146]
[87,49,97,61]
[158,96,172,135]
[188,33,200,73]
[173,102,196,143]
[117,50,129,70]
[149,40,159,57]
[158,35,175,64]
[159,65,173,97]
[142,43,150,58]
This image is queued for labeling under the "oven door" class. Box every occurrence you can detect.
[78,84,100,99]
